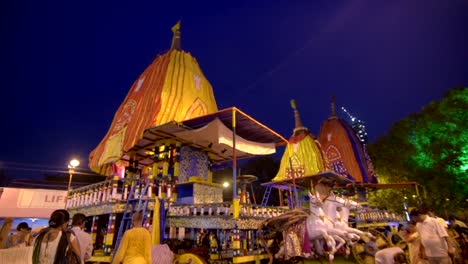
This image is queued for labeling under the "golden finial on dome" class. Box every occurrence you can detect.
[290,99,308,134]
[330,96,337,119]
[170,20,181,50]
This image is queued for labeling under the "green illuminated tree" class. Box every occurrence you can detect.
[368,87,468,214]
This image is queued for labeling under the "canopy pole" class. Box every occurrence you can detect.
[249,182,257,204]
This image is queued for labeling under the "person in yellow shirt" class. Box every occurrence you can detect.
[112,211,152,264]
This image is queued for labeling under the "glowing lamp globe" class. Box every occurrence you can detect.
[69,159,80,168]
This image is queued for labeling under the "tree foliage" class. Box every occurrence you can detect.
[368,87,468,214]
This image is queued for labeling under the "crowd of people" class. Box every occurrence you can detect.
[0,209,152,264]
[0,210,91,263]
[375,206,468,264]
[0,204,467,264]
[0,218,33,249]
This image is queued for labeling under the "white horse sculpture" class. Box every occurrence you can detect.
[335,208,362,241]
[324,194,375,243]
[306,191,338,261]
[323,192,359,255]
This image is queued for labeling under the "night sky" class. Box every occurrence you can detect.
[1,0,467,174]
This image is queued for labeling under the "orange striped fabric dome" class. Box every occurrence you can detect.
[317,103,377,183]
[89,23,218,176]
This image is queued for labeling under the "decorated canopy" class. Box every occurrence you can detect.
[89,22,218,175]
[272,100,327,182]
[317,98,377,183]
[123,107,288,167]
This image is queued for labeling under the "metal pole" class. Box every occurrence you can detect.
[65,170,73,208]
[68,169,74,192]
[232,108,237,199]
[249,183,257,204]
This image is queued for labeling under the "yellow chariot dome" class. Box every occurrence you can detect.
[272,100,327,181]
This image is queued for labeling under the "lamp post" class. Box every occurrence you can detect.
[68,159,80,192]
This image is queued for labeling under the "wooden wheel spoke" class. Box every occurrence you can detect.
[375,236,388,248]
[353,243,365,254]
[361,235,370,243]
[177,253,207,264]
[364,255,375,264]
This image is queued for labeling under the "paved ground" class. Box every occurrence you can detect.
[304,256,358,263]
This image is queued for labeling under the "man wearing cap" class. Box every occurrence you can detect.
[71,213,93,263]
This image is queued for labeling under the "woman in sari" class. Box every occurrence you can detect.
[32,209,81,264]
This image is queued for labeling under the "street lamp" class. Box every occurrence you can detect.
[67,159,80,192]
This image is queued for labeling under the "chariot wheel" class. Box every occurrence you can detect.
[173,253,207,264]
[351,229,391,264]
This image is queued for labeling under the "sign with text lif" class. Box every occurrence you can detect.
[0,188,67,218]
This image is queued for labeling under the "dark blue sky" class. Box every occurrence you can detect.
[1,0,467,172]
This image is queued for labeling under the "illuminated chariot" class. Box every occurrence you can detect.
[65,23,424,264]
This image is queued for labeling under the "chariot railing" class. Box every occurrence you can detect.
[168,203,290,218]
[66,176,153,209]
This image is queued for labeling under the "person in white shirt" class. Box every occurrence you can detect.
[406,220,428,264]
[375,246,408,264]
[71,213,93,264]
[410,208,453,264]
